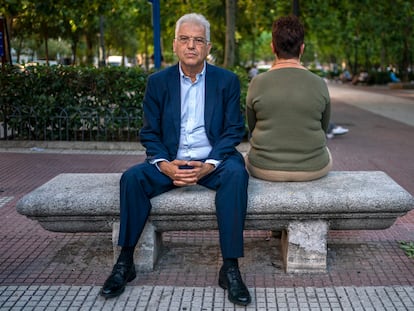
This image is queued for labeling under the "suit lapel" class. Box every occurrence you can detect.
[204,64,216,133]
[167,65,181,139]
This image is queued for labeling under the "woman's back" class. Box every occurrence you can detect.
[246,68,330,172]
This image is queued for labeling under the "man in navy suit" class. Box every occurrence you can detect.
[100,13,251,306]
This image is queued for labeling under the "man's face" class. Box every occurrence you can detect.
[173,22,211,72]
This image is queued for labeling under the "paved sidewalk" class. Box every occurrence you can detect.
[1,285,413,310]
[0,83,414,310]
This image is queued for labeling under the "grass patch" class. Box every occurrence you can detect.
[399,241,414,258]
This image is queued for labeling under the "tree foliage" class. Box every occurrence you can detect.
[1,0,413,80]
[300,0,413,79]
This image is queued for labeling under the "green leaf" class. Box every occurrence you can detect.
[399,241,414,259]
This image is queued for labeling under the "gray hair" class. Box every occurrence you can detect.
[175,13,211,42]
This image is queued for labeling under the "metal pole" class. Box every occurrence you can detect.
[293,0,300,16]
[148,0,161,70]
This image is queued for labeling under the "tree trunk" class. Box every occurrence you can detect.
[401,21,411,82]
[85,33,95,66]
[5,16,13,40]
[43,23,49,66]
[71,40,78,65]
[402,38,409,82]
[224,0,236,68]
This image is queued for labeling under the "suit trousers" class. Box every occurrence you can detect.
[117,152,249,259]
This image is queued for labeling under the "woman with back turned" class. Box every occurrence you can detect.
[246,15,332,182]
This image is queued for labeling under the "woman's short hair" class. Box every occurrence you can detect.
[272,15,304,59]
[175,13,211,42]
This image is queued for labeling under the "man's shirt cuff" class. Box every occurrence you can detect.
[205,159,221,169]
[150,158,168,172]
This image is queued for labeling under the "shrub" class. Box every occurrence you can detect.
[1,64,249,141]
[1,65,148,141]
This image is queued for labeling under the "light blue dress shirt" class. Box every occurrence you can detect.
[153,62,220,169]
[176,63,212,160]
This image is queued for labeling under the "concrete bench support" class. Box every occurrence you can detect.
[112,222,162,272]
[282,221,328,273]
[16,171,414,273]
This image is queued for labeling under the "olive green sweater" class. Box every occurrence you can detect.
[246,68,330,171]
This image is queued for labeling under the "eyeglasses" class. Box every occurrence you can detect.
[176,36,208,46]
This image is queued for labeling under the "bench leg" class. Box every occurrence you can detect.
[112,221,162,272]
[281,220,328,273]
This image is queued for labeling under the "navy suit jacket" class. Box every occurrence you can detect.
[140,63,245,163]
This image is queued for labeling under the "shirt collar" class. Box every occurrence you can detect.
[179,61,206,81]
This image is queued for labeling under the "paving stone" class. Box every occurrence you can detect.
[1,84,414,309]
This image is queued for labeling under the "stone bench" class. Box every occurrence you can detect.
[16,171,413,273]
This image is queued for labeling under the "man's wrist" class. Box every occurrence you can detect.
[205,159,220,169]
[151,159,169,172]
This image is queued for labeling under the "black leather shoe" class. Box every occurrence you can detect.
[219,265,251,306]
[100,262,136,298]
